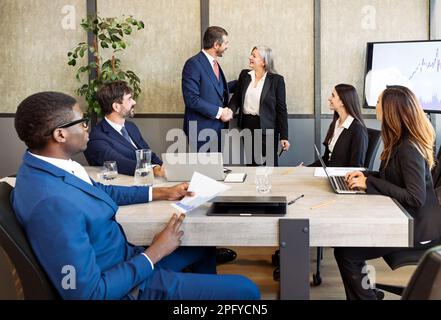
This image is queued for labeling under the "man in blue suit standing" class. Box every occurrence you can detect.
[182,26,234,152]
[11,91,260,300]
[84,81,164,176]
[182,26,237,264]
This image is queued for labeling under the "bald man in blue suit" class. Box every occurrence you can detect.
[11,91,259,300]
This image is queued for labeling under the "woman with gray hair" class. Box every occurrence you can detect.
[229,46,289,166]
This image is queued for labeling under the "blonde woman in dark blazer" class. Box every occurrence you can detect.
[337,86,441,299]
[229,46,289,166]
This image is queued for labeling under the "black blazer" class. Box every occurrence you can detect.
[366,139,441,244]
[310,120,368,167]
[229,69,288,140]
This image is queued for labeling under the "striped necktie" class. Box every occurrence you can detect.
[120,126,132,144]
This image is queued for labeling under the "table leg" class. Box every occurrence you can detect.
[279,219,310,300]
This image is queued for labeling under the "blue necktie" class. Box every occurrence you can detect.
[120,126,132,144]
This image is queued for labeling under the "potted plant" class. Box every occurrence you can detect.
[67,15,144,118]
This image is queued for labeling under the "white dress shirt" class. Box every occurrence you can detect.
[28,151,154,269]
[104,117,137,149]
[202,50,224,119]
[328,115,354,161]
[243,70,267,116]
[29,152,93,185]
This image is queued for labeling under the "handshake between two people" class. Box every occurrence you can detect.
[220,107,234,122]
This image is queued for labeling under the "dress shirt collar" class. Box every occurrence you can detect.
[105,116,125,133]
[28,151,92,185]
[202,49,217,67]
[338,115,354,129]
[248,70,267,84]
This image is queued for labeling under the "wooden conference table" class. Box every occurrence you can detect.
[85,166,412,300]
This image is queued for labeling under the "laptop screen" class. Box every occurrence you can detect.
[314,145,331,179]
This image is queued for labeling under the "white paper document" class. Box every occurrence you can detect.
[314,167,366,177]
[171,172,230,213]
[224,173,247,183]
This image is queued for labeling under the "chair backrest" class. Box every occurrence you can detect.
[402,245,441,300]
[364,128,381,170]
[0,182,58,299]
[431,145,441,189]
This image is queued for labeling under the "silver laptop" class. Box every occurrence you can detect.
[162,152,226,182]
[314,145,365,194]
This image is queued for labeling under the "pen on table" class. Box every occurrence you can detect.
[288,194,304,205]
[310,199,336,210]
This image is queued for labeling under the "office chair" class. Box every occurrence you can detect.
[401,245,441,299]
[312,127,382,286]
[0,182,59,299]
[431,146,441,205]
[375,238,441,297]
[364,128,381,170]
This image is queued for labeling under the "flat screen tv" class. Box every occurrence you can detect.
[364,40,441,113]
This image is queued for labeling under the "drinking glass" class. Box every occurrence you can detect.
[102,161,118,180]
[134,149,154,186]
[255,167,272,193]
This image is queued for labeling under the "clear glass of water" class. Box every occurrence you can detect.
[255,167,272,193]
[134,149,154,186]
[102,161,118,180]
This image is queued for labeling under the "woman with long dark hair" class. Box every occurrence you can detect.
[336,85,441,300]
[311,84,368,167]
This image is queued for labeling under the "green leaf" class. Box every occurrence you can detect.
[101,41,109,49]
[110,35,121,42]
[118,71,126,79]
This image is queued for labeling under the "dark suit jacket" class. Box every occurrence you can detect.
[84,119,162,176]
[310,120,368,168]
[182,51,229,148]
[366,139,441,244]
[229,69,288,140]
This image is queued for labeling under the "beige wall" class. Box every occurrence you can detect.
[97,0,200,113]
[321,0,429,114]
[210,0,314,114]
[0,0,87,113]
[0,0,431,115]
